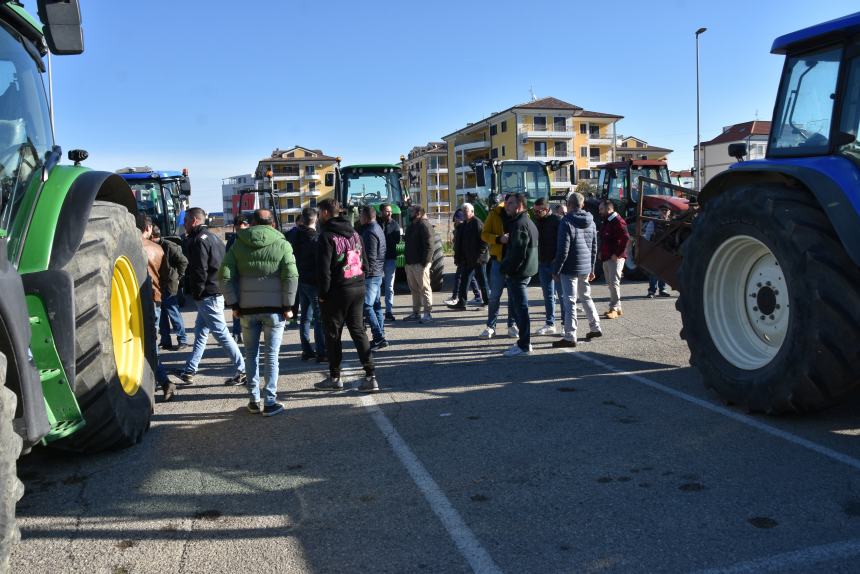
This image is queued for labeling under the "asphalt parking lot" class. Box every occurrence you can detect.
[11,260,860,573]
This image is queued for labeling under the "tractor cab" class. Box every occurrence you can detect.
[335,164,408,225]
[595,160,685,219]
[117,167,191,239]
[469,160,560,220]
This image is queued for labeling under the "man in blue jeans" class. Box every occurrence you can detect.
[151,225,189,350]
[219,208,298,416]
[290,208,327,362]
[359,205,388,350]
[479,199,515,339]
[533,198,565,335]
[179,207,246,387]
[500,193,539,357]
[378,203,401,322]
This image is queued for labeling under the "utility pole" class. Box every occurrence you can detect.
[695,27,707,192]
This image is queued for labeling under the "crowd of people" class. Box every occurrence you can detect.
[136,191,663,414]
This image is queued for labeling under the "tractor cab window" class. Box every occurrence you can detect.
[770,47,841,156]
[129,181,163,221]
[604,168,628,202]
[0,30,54,238]
[497,163,550,201]
[631,166,673,202]
[343,170,401,205]
[837,50,860,162]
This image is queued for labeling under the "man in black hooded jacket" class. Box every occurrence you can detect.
[313,199,378,393]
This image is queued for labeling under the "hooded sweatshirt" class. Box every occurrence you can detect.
[218,224,299,314]
[481,204,508,261]
[553,209,598,277]
[317,215,369,297]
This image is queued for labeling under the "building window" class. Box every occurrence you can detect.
[501,120,507,132]
[501,145,506,157]
[589,124,600,136]
[287,214,295,223]
[554,142,567,157]
[553,117,566,131]
[580,146,588,158]
[579,169,591,180]
[306,165,315,175]
[309,197,317,208]
[533,116,547,131]
[309,181,316,192]
[534,141,547,156]
[580,123,588,134]
[589,148,601,160]
[490,124,498,136]
[286,182,294,192]
[491,148,499,159]
[287,198,295,209]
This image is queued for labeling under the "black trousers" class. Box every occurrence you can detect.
[457,262,489,304]
[321,286,374,378]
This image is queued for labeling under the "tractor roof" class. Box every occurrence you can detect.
[772,11,860,54]
[598,160,667,169]
[341,164,401,171]
[117,169,184,180]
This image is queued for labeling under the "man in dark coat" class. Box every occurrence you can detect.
[533,197,564,335]
[403,205,434,323]
[500,193,539,357]
[447,202,488,311]
[359,205,388,349]
[291,207,327,362]
[378,203,401,322]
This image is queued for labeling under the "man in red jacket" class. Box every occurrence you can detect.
[598,200,630,319]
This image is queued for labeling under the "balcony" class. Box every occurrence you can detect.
[303,189,322,197]
[408,186,421,195]
[456,186,489,196]
[427,183,448,192]
[454,165,473,175]
[428,201,450,208]
[454,140,490,153]
[588,133,615,145]
[427,167,448,175]
[520,125,574,139]
[527,150,576,162]
[588,157,610,168]
[303,173,321,181]
[275,191,301,198]
[551,180,572,189]
[272,174,301,182]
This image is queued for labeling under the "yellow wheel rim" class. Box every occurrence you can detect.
[110,256,145,396]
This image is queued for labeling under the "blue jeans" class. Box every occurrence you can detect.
[183,295,245,375]
[383,259,397,315]
[159,294,187,345]
[299,282,326,356]
[506,276,532,350]
[648,275,667,294]
[240,313,285,406]
[537,263,566,327]
[486,258,514,330]
[453,266,481,299]
[153,304,169,386]
[364,275,385,343]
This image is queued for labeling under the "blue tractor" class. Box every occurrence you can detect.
[672,12,860,413]
[117,167,191,240]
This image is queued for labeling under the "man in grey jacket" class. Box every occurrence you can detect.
[551,192,602,348]
[359,205,388,350]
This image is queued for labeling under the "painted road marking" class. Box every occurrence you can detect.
[359,392,502,574]
[566,351,860,471]
[690,539,860,573]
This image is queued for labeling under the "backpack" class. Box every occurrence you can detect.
[333,232,364,280]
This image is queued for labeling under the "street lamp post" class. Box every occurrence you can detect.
[695,27,707,192]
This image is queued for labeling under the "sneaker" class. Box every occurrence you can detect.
[552,338,577,348]
[301,352,316,362]
[585,330,603,340]
[658,290,672,298]
[316,355,328,364]
[370,339,389,351]
[446,301,467,310]
[263,402,286,417]
[402,313,421,322]
[468,297,484,306]
[604,309,622,319]
[176,342,190,351]
[420,313,433,324]
[536,324,556,336]
[508,324,520,338]
[503,344,531,357]
[162,381,176,402]
[479,327,495,339]
[159,339,174,351]
[176,370,195,384]
[247,400,262,414]
[225,372,247,386]
[646,292,656,299]
[314,377,344,391]
[358,375,380,393]
[384,313,397,322]
[234,333,243,344]
[443,297,459,306]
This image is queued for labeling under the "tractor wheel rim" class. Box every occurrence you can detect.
[703,235,789,370]
[110,256,144,396]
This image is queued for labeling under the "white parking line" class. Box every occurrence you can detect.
[360,393,503,574]
[566,351,860,471]
[690,539,860,573]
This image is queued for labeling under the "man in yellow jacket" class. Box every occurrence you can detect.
[478,198,516,339]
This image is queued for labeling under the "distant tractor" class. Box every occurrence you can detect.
[0,1,155,567]
[633,12,860,413]
[117,167,192,241]
[466,159,570,220]
[594,159,689,279]
[332,163,445,291]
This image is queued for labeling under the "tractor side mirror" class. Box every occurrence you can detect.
[324,172,334,186]
[180,177,191,194]
[37,0,84,55]
[474,164,487,188]
[68,149,88,166]
[728,143,747,162]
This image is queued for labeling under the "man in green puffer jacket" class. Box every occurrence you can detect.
[219,209,299,417]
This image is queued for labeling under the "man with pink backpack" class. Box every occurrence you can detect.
[313,199,379,392]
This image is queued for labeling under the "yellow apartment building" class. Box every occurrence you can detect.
[441,96,623,203]
[614,136,672,162]
[254,146,338,225]
[402,142,449,215]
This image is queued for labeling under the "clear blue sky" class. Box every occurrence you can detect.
[24,0,859,212]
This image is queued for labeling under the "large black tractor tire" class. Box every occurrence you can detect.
[430,233,445,292]
[0,352,23,572]
[678,185,860,413]
[52,201,156,452]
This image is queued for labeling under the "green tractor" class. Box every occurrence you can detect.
[0,1,155,565]
[466,159,569,220]
[331,163,445,291]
